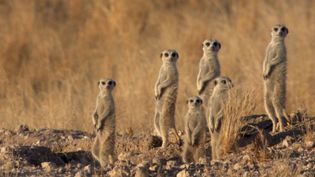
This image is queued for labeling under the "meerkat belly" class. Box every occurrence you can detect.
[268,61,287,88]
[161,84,178,103]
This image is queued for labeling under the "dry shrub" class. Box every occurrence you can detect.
[0,0,314,132]
[267,160,300,177]
[220,88,256,154]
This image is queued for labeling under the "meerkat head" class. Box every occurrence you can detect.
[213,76,233,91]
[187,96,203,109]
[202,39,221,54]
[271,24,289,39]
[98,78,116,92]
[160,49,179,64]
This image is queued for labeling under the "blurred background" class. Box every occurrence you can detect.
[0,0,314,132]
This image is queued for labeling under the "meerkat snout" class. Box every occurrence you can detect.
[98,79,116,90]
[271,24,289,38]
[187,96,203,107]
[213,77,233,89]
[160,50,179,63]
[203,39,221,52]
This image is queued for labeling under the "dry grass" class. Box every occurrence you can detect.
[0,0,314,132]
[220,88,256,154]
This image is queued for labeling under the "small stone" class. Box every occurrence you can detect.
[83,165,92,174]
[41,162,54,172]
[305,140,315,148]
[165,160,176,170]
[242,154,251,162]
[282,136,294,148]
[176,170,189,177]
[74,171,83,177]
[149,165,158,171]
[233,163,241,170]
[67,135,74,141]
[0,146,8,154]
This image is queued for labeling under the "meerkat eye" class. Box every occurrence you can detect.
[221,80,226,84]
[164,53,169,57]
[205,42,210,47]
[274,27,278,31]
[101,81,106,85]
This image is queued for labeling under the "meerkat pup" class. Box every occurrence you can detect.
[182,96,207,163]
[154,49,181,148]
[197,39,221,106]
[91,78,116,167]
[263,24,290,133]
[208,76,233,160]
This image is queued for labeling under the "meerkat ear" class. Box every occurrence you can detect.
[113,81,116,87]
[186,99,190,104]
[200,99,203,104]
[97,81,100,86]
[160,52,163,58]
[285,27,289,34]
[218,42,221,50]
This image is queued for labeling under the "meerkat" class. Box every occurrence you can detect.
[182,96,207,163]
[154,49,181,148]
[91,78,116,167]
[197,39,221,107]
[208,76,233,160]
[263,24,290,133]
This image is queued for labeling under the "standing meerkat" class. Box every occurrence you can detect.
[91,78,116,167]
[154,49,180,148]
[182,96,207,163]
[263,24,290,133]
[208,76,233,160]
[197,39,221,106]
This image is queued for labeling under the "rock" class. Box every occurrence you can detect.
[176,169,189,177]
[305,140,315,148]
[41,162,54,172]
[118,152,131,161]
[74,171,83,177]
[165,160,176,170]
[149,164,158,171]
[83,165,92,174]
[233,163,241,171]
[282,136,294,148]
[0,146,9,154]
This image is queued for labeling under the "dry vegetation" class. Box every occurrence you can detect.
[220,88,256,154]
[0,0,314,132]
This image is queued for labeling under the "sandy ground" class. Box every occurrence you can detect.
[0,113,314,177]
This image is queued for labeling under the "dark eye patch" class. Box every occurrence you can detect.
[164,53,169,57]
[274,27,278,31]
[101,81,106,85]
[189,99,194,103]
[221,80,226,84]
[205,42,210,47]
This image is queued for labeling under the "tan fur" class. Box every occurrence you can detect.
[263,24,290,133]
[208,76,233,160]
[182,96,207,163]
[154,49,180,148]
[197,39,221,107]
[92,78,116,167]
